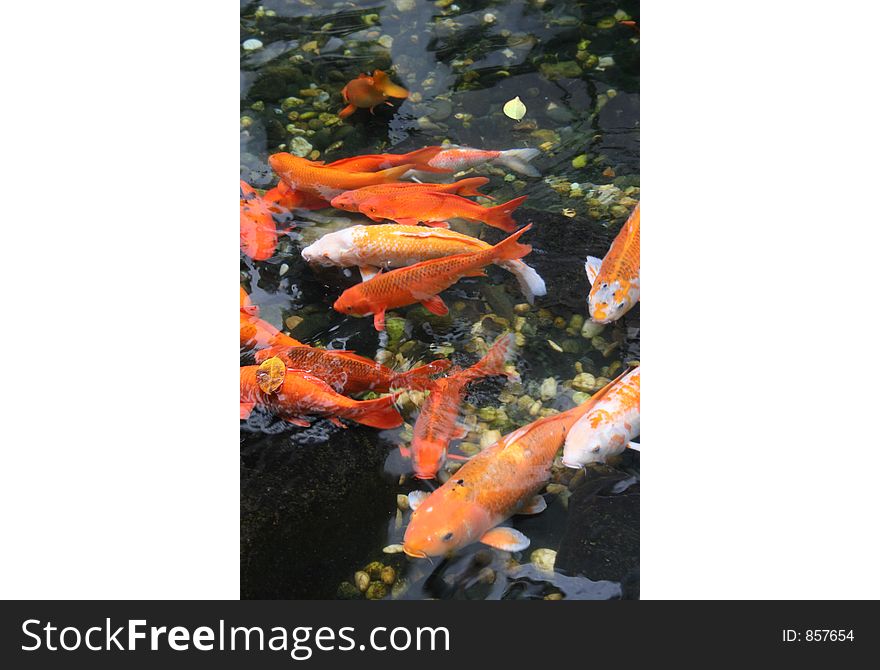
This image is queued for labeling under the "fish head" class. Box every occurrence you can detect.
[402,480,490,557]
[332,286,371,317]
[267,152,302,182]
[561,413,605,468]
[410,438,446,481]
[329,191,360,212]
[301,228,358,267]
[588,279,636,324]
[342,76,387,109]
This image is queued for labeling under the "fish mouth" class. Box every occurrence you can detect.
[403,546,428,559]
[413,473,435,480]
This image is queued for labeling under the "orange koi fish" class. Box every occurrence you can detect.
[240,366,403,429]
[339,70,409,119]
[329,177,493,213]
[322,146,449,174]
[269,153,413,201]
[563,366,640,467]
[411,145,541,177]
[254,345,450,395]
[240,287,302,351]
[301,224,545,302]
[403,371,625,557]
[585,202,640,323]
[263,179,329,211]
[240,179,287,261]
[332,224,533,331]
[408,334,512,480]
[357,191,529,232]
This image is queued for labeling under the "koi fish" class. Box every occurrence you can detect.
[408,334,513,480]
[263,179,329,211]
[301,224,546,302]
[269,152,414,201]
[240,365,403,429]
[240,180,286,261]
[357,191,529,232]
[585,203,639,323]
[254,345,450,395]
[329,177,494,213]
[322,146,449,174]
[332,224,533,331]
[240,287,302,351]
[562,366,640,467]
[409,145,542,178]
[402,371,625,557]
[339,69,409,120]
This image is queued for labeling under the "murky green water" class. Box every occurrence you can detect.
[240,0,639,600]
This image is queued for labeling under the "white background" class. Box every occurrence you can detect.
[1,1,878,600]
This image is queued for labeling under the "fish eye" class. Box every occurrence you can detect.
[617,302,626,309]
[442,532,454,542]
[456,479,464,485]
[601,283,608,289]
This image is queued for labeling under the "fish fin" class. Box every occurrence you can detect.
[285,417,311,428]
[423,220,451,228]
[628,441,640,452]
[585,257,603,286]
[407,490,430,511]
[484,196,528,232]
[420,295,449,316]
[517,495,548,515]
[448,176,492,198]
[493,148,541,177]
[490,223,533,262]
[328,417,348,429]
[479,526,530,552]
[371,69,410,99]
[451,424,469,439]
[338,104,357,119]
[390,359,452,390]
[373,309,386,331]
[496,259,546,304]
[240,402,255,420]
[359,265,380,282]
[447,452,471,462]
[375,164,415,183]
[459,333,513,382]
[348,392,403,429]
[399,445,412,458]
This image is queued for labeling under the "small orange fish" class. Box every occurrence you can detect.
[254,345,451,395]
[269,153,413,201]
[240,365,403,429]
[329,177,493,213]
[416,146,541,177]
[403,371,626,557]
[339,70,409,119]
[358,191,529,232]
[333,224,533,330]
[408,334,512,480]
[240,180,286,261]
[585,202,640,323]
[240,287,302,351]
[322,146,450,174]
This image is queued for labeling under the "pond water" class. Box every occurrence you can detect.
[240,0,639,600]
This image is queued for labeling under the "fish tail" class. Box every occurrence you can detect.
[450,176,492,197]
[493,148,542,177]
[484,195,528,232]
[390,359,452,390]
[459,333,515,382]
[496,259,547,304]
[488,222,533,263]
[376,163,416,183]
[371,70,410,99]
[346,392,404,429]
[401,146,450,173]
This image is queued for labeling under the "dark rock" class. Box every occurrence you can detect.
[555,472,639,599]
[240,422,397,599]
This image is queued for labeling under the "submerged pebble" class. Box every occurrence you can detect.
[530,548,557,573]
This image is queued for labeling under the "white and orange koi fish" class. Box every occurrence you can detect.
[585,203,640,323]
[562,366,640,467]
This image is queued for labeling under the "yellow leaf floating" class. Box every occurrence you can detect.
[256,356,286,394]
[503,96,527,121]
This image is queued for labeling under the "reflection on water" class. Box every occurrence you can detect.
[241,0,639,600]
